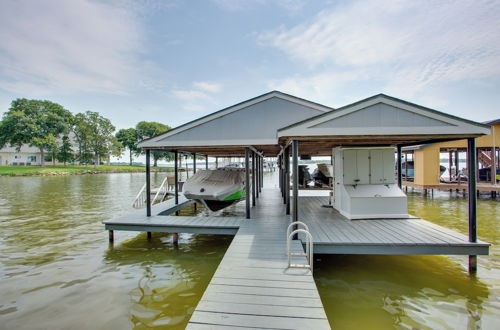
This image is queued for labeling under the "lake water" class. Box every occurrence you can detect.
[0,173,498,329]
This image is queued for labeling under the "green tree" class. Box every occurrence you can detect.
[57,135,74,166]
[46,135,59,166]
[0,99,73,167]
[116,128,139,166]
[74,111,115,168]
[109,137,124,164]
[136,121,172,166]
[72,113,92,165]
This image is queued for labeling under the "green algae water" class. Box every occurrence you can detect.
[315,189,499,329]
[1,173,499,329]
[0,173,231,329]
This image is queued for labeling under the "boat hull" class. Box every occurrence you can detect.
[183,169,246,212]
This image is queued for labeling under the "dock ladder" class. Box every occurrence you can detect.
[287,221,314,274]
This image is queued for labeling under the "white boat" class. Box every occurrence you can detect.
[183,168,246,211]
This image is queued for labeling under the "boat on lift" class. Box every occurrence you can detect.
[183,168,246,212]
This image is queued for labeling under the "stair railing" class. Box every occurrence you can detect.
[132,183,146,208]
[152,176,170,205]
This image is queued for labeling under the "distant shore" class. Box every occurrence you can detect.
[0,165,172,177]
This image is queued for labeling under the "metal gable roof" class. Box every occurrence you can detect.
[278,94,490,138]
[138,91,333,148]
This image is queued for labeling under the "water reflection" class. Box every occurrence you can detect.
[104,233,232,329]
[0,173,230,330]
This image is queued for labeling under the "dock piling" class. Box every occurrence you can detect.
[108,230,114,243]
[147,232,152,241]
[146,149,151,217]
[467,138,478,274]
[175,150,179,216]
[245,148,251,219]
[292,140,299,239]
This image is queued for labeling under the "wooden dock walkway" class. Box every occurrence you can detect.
[104,195,245,235]
[187,189,330,329]
[103,187,489,329]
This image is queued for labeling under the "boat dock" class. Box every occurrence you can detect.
[186,190,329,329]
[105,189,331,329]
[103,91,494,327]
[402,180,500,195]
[103,187,489,328]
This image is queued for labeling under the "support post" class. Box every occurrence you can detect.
[147,232,152,241]
[455,150,459,178]
[260,156,263,190]
[292,140,299,238]
[397,145,402,189]
[285,146,290,213]
[245,148,251,219]
[108,230,114,243]
[252,152,256,205]
[467,138,477,274]
[174,150,179,215]
[215,156,218,169]
[193,152,196,174]
[449,150,453,182]
[256,155,260,195]
[205,155,208,169]
[279,155,283,195]
[146,149,151,217]
[192,152,197,211]
[173,233,179,246]
[492,146,497,185]
[404,152,408,182]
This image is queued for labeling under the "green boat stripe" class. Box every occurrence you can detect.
[223,189,246,201]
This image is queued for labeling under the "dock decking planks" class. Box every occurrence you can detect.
[187,189,330,329]
[296,196,489,255]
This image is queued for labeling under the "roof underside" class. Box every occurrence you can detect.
[141,92,490,157]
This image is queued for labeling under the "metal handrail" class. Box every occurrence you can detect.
[287,224,314,274]
[132,183,146,208]
[286,221,309,254]
[152,176,169,205]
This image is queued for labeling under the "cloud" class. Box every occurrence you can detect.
[193,81,222,93]
[171,89,211,101]
[172,80,224,111]
[212,0,306,12]
[259,0,500,98]
[0,0,145,95]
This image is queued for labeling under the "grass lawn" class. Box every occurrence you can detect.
[0,165,172,176]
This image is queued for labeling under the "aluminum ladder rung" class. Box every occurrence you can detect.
[289,263,312,269]
[286,221,314,274]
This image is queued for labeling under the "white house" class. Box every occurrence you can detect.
[0,145,44,166]
[0,133,78,166]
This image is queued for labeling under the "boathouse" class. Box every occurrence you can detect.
[401,119,499,194]
[104,91,491,329]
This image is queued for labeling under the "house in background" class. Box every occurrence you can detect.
[0,145,44,166]
[0,133,79,166]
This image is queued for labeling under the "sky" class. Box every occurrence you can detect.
[0,0,499,134]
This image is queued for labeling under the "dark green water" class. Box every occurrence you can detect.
[0,173,232,329]
[0,173,498,329]
[315,190,499,329]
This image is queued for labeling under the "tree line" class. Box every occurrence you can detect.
[0,98,172,168]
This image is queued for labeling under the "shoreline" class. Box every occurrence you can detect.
[0,165,172,177]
